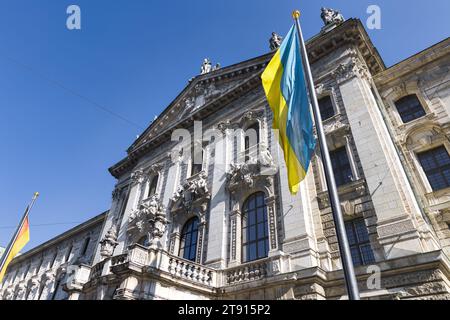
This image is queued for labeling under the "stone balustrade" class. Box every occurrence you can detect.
[165,256,215,287]
[89,259,106,280]
[111,253,128,267]
[92,247,288,292]
[224,258,269,285]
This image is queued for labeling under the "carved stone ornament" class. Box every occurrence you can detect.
[323,115,350,135]
[128,194,168,247]
[171,171,211,216]
[241,110,265,124]
[131,168,146,185]
[226,148,277,194]
[112,187,121,200]
[100,225,119,259]
[320,7,345,26]
[332,57,371,83]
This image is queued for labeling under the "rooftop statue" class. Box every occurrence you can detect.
[269,32,283,51]
[321,7,345,26]
[201,58,212,74]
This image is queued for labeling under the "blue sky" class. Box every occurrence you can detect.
[0,0,449,251]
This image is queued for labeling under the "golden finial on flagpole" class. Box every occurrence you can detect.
[292,10,301,20]
[34,192,40,198]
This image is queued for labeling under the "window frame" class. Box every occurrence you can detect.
[241,192,269,263]
[417,146,450,192]
[330,147,354,187]
[179,217,200,262]
[318,95,336,121]
[394,94,427,124]
[345,218,375,267]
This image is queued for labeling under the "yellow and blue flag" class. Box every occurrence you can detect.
[262,25,316,195]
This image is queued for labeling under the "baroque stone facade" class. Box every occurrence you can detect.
[2,10,450,300]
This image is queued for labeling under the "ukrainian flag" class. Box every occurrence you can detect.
[262,25,316,195]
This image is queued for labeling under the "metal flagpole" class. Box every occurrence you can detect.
[0,192,39,273]
[292,10,360,300]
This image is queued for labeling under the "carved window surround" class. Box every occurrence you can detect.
[318,133,360,192]
[408,137,450,195]
[381,84,435,131]
[317,178,367,211]
[425,187,450,212]
[168,170,211,264]
[315,84,340,116]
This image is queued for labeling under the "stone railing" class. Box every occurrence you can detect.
[224,258,269,285]
[98,247,289,291]
[111,253,129,267]
[89,259,106,280]
[163,255,216,287]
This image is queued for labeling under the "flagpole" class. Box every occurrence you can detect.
[292,11,360,300]
[0,192,39,273]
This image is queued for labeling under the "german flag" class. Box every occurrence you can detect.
[0,216,30,282]
[0,193,38,283]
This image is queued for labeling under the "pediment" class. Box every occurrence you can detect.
[128,54,271,154]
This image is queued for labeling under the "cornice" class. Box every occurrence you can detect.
[374,37,450,87]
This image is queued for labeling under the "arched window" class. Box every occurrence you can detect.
[137,235,150,247]
[395,94,426,123]
[179,217,199,262]
[148,175,159,198]
[245,123,260,163]
[242,192,269,262]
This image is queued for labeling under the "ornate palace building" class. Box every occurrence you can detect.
[1,9,450,300]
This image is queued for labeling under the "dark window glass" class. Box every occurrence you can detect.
[418,146,450,191]
[395,95,426,123]
[345,219,375,267]
[330,147,353,187]
[81,237,90,256]
[179,217,199,262]
[242,192,269,262]
[318,96,335,121]
[245,123,260,163]
[148,175,159,197]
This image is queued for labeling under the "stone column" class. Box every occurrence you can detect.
[266,195,279,253]
[163,151,182,251]
[115,172,145,254]
[196,222,207,264]
[337,57,439,259]
[204,129,229,268]
[228,209,242,267]
[169,232,180,255]
[92,186,128,264]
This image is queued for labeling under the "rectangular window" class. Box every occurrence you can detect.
[345,219,375,267]
[395,94,426,123]
[318,96,335,121]
[191,143,204,176]
[418,146,450,191]
[330,147,353,187]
